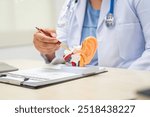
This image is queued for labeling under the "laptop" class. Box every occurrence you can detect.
[0,65,107,88]
[0,62,18,73]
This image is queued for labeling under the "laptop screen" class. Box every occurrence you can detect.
[0,62,18,73]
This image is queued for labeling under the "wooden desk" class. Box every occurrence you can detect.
[0,59,150,100]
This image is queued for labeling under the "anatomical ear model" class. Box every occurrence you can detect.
[63,36,98,67]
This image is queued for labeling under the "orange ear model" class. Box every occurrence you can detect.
[63,36,98,67]
[79,36,98,67]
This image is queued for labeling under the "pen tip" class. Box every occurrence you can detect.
[35,27,39,30]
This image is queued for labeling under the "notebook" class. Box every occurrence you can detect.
[0,62,18,73]
[0,64,107,88]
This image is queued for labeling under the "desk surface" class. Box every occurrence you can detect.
[0,59,150,100]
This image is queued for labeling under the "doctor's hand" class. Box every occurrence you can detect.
[33,29,60,60]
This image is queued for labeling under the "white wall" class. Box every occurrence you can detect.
[0,0,65,48]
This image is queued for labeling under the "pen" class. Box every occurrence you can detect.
[35,27,70,50]
[35,27,53,37]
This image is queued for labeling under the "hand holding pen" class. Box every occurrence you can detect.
[35,27,70,50]
[33,27,70,61]
[33,28,61,60]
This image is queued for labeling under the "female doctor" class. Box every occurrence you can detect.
[33,0,150,71]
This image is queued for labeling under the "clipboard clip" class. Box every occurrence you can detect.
[0,74,7,77]
[0,73,30,85]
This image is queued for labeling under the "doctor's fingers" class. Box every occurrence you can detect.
[34,42,60,54]
[33,37,60,49]
[34,33,58,43]
[36,40,60,49]
[42,28,57,37]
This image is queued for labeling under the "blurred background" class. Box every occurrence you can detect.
[0,0,65,60]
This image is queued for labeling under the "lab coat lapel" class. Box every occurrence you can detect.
[74,0,87,44]
[75,0,87,29]
[97,0,110,29]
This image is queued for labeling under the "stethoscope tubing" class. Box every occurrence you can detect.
[109,0,115,14]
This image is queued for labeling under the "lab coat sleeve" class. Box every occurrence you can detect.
[43,0,70,64]
[129,0,150,70]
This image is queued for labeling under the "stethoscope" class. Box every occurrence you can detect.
[105,0,115,28]
[66,0,115,28]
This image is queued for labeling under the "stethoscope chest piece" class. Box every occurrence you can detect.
[105,13,115,28]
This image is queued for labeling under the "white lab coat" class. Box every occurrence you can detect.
[52,0,150,70]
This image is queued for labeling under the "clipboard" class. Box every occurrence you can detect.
[0,65,107,88]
